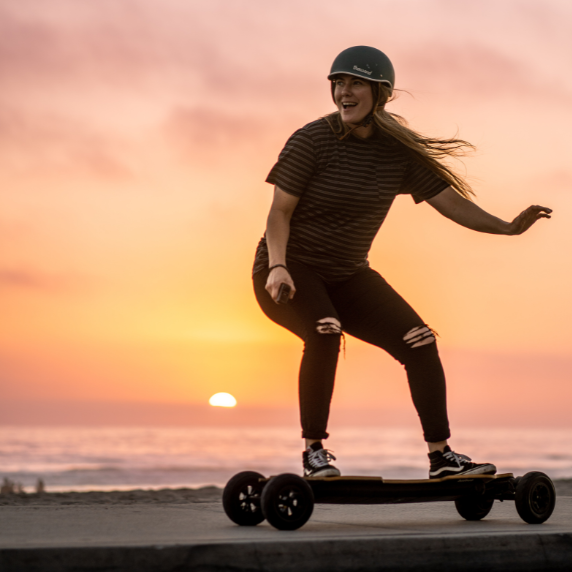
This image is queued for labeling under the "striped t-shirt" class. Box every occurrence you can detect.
[253,118,449,282]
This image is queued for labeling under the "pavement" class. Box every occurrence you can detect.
[1,496,572,571]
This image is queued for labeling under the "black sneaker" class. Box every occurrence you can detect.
[428,446,496,479]
[303,442,341,477]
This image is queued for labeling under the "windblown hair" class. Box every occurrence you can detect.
[324,82,475,199]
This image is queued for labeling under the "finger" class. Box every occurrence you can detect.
[266,280,279,297]
[273,282,284,301]
[267,281,280,302]
[533,212,551,218]
[512,213,550,234]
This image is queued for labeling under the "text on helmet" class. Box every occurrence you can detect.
[353,65,373,76]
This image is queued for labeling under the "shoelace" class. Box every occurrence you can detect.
[308,448,336,468]
[443,450,472,466]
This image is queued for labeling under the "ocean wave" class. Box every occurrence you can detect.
[2,426,572,489]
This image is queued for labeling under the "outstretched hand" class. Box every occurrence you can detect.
[507,205,552,235]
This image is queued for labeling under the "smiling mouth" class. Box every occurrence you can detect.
[341,102,357,110]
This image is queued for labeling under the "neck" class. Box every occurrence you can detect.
[342,110,376,139]
[351,123,374,139]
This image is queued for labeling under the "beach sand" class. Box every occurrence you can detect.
[1,479,571,506]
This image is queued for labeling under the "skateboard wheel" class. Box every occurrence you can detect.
[261,473,314,530]
[454,495,494,521]
[515,471,556,524]
[223,471,266,526]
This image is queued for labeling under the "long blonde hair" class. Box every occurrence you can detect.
[324,82,475,199]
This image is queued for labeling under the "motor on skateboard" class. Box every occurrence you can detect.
[222,470,556,530]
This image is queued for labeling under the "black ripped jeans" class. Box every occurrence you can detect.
[253,262,451,443]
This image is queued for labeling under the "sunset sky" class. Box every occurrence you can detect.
[1,0,571,428]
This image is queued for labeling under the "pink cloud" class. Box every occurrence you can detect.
[3,1,571,115]
[0,1,160,87]
[0,268,87,292]
[0,106,132,179]
[395,42,572,104]
[162,105,289,167]
[529,170,572,195]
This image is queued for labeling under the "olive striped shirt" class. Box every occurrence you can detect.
[253,118,449,282]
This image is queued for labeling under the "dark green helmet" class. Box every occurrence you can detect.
[328,46,395,92]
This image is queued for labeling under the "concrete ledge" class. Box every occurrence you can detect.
[2,533,572,572]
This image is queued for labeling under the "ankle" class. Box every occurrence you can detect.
[427,440,448,454]
[305,439,322,450]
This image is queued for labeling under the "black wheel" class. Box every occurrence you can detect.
[223,471,266,526]
[515,471,556,524]
[261,473,314,530]
[455,495,494,521]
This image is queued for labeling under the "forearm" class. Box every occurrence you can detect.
[428,187,551,235]
[428,188,510,235]
[266,208,292,266]
[443,198,510,234]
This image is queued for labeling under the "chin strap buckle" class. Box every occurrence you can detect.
[361,114,374,127]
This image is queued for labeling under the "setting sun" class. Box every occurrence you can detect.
[209,393,238,408]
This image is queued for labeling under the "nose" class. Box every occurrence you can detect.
[340,83,352,96]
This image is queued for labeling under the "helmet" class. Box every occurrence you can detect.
[328,46,395,92]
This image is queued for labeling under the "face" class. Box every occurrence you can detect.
[333,74,374,125]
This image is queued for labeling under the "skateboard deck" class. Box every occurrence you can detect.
[303,472,514,483]
[280,473,516,505]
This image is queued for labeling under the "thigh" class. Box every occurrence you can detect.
[330,268,427,355]
[253,261,340,341]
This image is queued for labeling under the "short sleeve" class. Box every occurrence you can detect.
[400,159,450,204]
[265,127,317,197]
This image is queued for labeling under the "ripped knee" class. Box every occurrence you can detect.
[403,325,436,348]
[316,317,342,334]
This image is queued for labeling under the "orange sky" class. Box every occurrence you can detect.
[1,0,571,426]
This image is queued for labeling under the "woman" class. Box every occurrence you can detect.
[252,46,551,479]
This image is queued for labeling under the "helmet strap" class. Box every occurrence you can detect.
[337,104,379,140]
[361,113,374,127]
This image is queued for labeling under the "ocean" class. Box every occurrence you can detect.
[1,426,571,492]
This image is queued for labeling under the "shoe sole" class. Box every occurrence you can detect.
[305,467,341,478]
[429,463,497,479]
[459,464,497,476]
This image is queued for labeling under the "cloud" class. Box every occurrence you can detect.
[0,106,132,179]
[396,42,572,103]
[163,106,271,163]
[1,0,571,179]
[531,170,572,194]
[3,0,571,108]
[0,1,160,88]
[0,1,325,105]
[0,270,46,289]
[0,268,87,293]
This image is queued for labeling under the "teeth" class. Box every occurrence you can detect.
[342,103,357,109]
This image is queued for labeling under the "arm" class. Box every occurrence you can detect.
[426,187,552,235]
[265,186,300,303]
